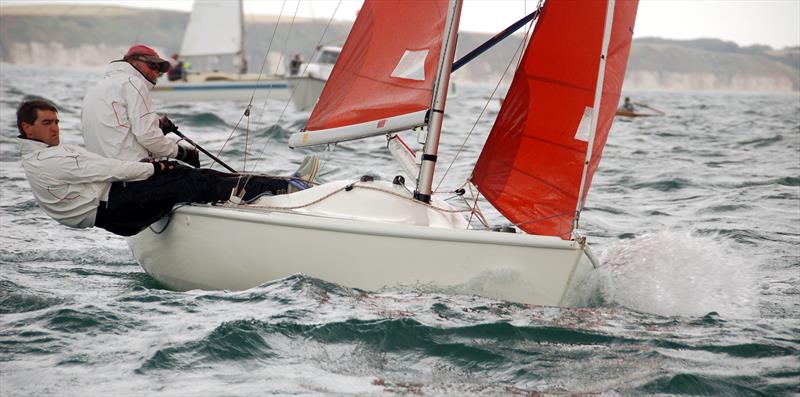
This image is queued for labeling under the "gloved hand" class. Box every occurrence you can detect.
[150,160,179,178]
[176,146,201,168]
[159,115,178,135]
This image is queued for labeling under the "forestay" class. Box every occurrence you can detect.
[472,0,639,240]
[289,0,449,148]
[179,0,243,57]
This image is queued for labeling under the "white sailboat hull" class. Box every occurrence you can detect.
[127,181,586,306]
[286,75,327,111]
[152,76,290,102]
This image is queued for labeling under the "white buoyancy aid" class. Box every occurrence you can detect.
[18,138,154,228]
[81,61,179,162]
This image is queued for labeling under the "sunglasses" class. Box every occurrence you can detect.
[136,57,169,73]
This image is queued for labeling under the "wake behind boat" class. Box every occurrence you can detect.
[129,0,640,307]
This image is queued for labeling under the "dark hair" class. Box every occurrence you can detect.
[17,99,58,136]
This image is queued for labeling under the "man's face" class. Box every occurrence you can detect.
[22,109,60,146]
[131,59,163,83]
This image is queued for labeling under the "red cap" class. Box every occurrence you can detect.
[123,45,170,72]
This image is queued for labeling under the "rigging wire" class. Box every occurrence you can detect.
[231,0,302,196]
[208,0,293,172]
[252,0,343,131]
[247,0,289,107]
[432,15,536,195]
[426,8,539,232]
[463,181,489,229]
[208,105,251,171]
[236,0,344,192]
[253,0,303,126]
[248,179,475,215]
[243,106,250,170]
[206,0,323,197]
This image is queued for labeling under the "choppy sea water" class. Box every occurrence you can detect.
[1,63,798,396]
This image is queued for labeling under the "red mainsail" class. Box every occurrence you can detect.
[304,0,448,133]
[471,0,639,240]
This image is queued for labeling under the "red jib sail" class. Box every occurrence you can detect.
[301,0,448,143]
[472,0,639,240]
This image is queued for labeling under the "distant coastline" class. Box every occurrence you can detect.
[1,4,797,92]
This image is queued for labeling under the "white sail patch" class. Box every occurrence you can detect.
[574,106,593,142]
[390,49,429,81]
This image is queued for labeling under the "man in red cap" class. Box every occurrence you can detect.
[81,44,200,167]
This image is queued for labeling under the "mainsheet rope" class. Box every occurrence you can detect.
[210,0,295,172]
[246,179,476,215]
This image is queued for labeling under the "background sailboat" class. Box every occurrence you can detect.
[129,0,639,307]
[286,45,342,111]
[151,0,290,102]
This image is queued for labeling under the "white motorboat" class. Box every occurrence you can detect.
[286,46,341,111]
[286,45,457,112]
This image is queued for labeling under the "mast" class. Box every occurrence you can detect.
[573,0,616,233]
[238,0,246,74]
[414,0,463,203]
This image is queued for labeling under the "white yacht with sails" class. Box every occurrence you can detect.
[151,0,290,102]
[129,0,640,307]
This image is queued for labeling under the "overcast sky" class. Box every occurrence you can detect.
[4,0,799,49]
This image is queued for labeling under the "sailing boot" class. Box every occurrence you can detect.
[287,154,320,193]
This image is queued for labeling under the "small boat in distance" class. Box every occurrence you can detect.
[151,0,290,103]
[615,96,665,117]
[615,110,655,117]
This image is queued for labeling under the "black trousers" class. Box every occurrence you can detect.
[95,167,288,236]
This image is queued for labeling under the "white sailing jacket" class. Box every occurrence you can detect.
[81,61,179,162]
[18,138,154,228]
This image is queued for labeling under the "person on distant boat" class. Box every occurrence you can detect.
[621,97,636,112]
[289,53,303,76]
[81,45,200,168]
[238,57,247,75]
[167,53,186,82]
[17,99,319,237]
